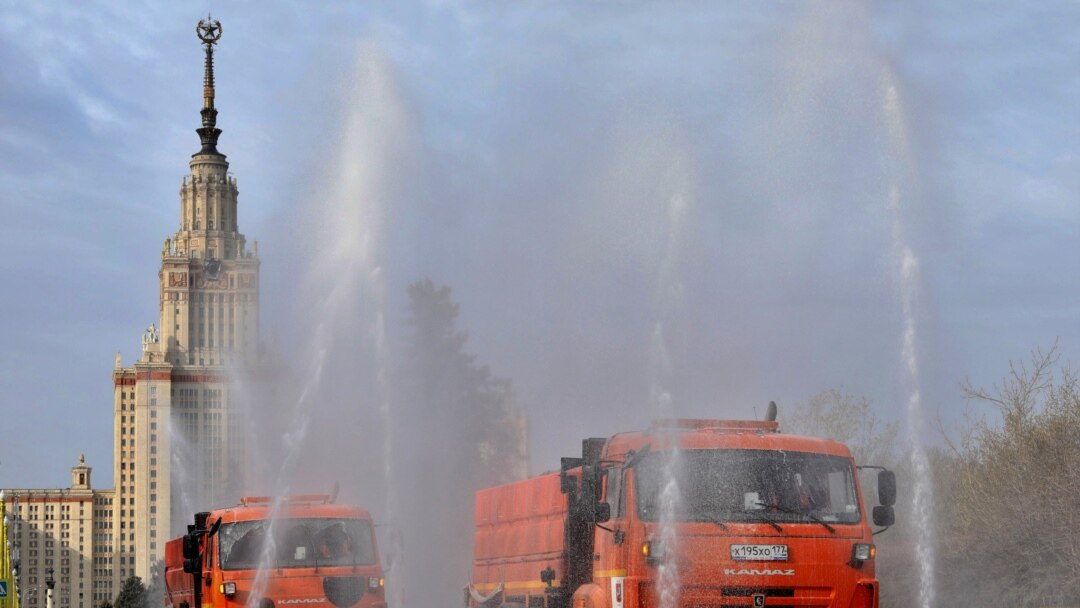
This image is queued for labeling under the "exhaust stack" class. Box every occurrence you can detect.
[765,401,778,422]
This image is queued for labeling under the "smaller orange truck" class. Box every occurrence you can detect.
[165,495,386,608]
[466,407,897,608]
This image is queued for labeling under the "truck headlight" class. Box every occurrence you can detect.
[220,582,237,597]
[642,540,665,564]
[368,577,383,590]
[851,543,876,566]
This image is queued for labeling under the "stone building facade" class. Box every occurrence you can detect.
[110,18,259,585]
[4,21,259,606]
[2,457,114,608]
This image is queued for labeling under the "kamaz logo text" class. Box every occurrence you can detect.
[723,568,795,576]
[278,599,326,604]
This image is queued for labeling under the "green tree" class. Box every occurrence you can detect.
[400,278,526,486]
[113,576,148,608]
[144,560,165,608]
[394,278,526,608]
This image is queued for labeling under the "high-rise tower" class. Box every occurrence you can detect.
[111,17,259,584]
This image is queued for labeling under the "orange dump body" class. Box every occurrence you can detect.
[468,420,884,608]
[165,496,385,608]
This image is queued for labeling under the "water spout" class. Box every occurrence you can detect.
[882,68,936,608]
[650,157,692,608]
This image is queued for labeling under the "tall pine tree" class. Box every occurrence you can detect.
[393,278,526,608]
[113,576,148,608]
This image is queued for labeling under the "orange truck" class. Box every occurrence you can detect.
[165,495,386,608]
[467,409,897,608]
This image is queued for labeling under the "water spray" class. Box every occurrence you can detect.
[882,68,937,608]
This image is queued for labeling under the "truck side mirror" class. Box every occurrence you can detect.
[877,470,897,507]
[182,534,198,560]
[595,502,611,524]
[182,533,199,573]
[872,505,895,527]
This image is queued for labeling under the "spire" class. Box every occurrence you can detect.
[195,16,224,157]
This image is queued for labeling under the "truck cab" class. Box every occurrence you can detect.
[165,495,386,608]
[469,418,896,608]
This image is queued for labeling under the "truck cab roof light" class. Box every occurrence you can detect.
[239,495,332,506]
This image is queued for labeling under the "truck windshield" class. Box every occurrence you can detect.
[217,518,375,570]
[634,449,860,525]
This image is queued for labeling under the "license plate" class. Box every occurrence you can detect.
[730,544,788,561]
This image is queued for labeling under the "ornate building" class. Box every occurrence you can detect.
[3,19,259,605]
[110,17,259,585]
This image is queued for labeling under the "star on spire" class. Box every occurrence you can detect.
[195,16,224,156]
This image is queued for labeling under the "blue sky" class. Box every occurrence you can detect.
[1,2,1078,489]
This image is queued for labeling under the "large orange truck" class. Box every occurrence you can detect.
[466,409,897,608]
[165,495,386,608]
